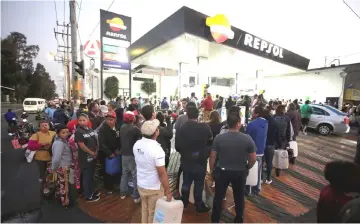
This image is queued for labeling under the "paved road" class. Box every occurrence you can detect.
[1,112,98,222]
[1,103,23,114]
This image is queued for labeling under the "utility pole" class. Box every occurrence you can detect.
[70,0,78,104]
[54,23,71,101]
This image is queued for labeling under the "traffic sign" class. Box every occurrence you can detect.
[83,40,100,58]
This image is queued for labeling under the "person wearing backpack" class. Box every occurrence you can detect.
[274,105,291,150]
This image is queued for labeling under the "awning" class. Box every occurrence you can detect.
[129,6,310,71]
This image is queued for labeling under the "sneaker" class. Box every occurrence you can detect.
[134,198,141,204]
[211,182,215,188]
[120,195,126,200]
[86,195,100,202]
[105,190,113,195]
[196,204,211,213]
[265,180,273,185]
[92,191,100,197]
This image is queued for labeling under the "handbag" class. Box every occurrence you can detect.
[105,155,121,175]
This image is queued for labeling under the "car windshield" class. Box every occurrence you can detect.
[24,101,37,105]
[324,105,346,116]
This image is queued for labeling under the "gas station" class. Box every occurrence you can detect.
[128,6,310,99]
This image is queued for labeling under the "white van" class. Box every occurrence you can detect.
[23,98,46,113]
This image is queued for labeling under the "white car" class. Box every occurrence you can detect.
[307,104,350,136]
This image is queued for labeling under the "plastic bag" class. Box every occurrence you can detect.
[25,149,36,163]
[105,155,121,175]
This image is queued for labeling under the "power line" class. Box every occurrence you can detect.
[88,0,115,37]
[343,0,360,20]
[77,0,82,24]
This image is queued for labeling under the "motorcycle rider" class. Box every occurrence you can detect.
[4,109,17,127]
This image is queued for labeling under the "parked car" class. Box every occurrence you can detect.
[308,104,350,136]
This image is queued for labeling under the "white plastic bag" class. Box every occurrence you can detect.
[246,161,258,186]
[273,149,289,169]
[289,141,298,157]
[25,149,36,163]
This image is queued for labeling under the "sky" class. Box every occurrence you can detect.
[1,0,360,85]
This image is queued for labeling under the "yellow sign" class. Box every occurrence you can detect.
[206,14,234,43]
[344,89,360,101]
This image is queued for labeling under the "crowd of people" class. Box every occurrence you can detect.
[13,91,359,223]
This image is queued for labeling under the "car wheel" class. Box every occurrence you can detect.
[317,124,332,136]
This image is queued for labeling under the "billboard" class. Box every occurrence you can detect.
[100,9,131,70]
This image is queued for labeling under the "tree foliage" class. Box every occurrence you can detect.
[1,32,56,101]
[104,76,119,100]
[141,80,156,97]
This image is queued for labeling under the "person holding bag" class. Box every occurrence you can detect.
[74,113,100,202]
[28,121,56,183]
[98,111,121,195]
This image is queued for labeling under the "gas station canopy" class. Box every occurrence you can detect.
[129,6,310,76]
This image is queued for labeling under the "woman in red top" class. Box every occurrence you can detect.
[67,110,93,134]
[317,161,360,223]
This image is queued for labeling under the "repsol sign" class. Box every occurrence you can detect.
[105,31,127,40]
[243,33,284,58]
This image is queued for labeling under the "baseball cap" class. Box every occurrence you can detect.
[141,119,160,136]
[106,111,116,119]
[123,111,135,122]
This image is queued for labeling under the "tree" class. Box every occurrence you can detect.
[1,32,56,101]
[141,80,156,97]
[104,76,119,100]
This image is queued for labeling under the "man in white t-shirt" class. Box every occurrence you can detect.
[133,119,172,223]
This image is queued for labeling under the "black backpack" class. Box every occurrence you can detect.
[274,115,288,139]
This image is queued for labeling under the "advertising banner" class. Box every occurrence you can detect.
[100,9,131,70]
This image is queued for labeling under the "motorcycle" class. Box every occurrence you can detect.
[9,118,35,147]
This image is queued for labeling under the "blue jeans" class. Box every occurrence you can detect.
[245,156,263,195]
[181,170,206,207]
[120,156,139,199]
[264,145,275,181]
[81,166,94,199]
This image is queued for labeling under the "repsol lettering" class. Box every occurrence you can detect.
[244,33,284,58]
[106,31,127,40]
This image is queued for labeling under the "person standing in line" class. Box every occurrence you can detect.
[216,96,223,118]
[142,105,173,159]
[177,106,212,213]
[120,111,142,202]
[213,95,220,111]
[133,120,172,223]
[245,106,268,196]
[74,113,100,202]
[98,111,121,195]
[156,112,172,168]
[27,121,56,183]
[210,114,257,223]
[261,109,281,185]
[300,100,313,135]
[201,92,214,122]
[286,103,302,141]
[173,100,194,197]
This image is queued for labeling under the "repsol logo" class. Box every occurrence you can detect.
[106,31,127,40]
[244,33,284,58]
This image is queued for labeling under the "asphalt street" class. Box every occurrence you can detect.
[1,108,98,223]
